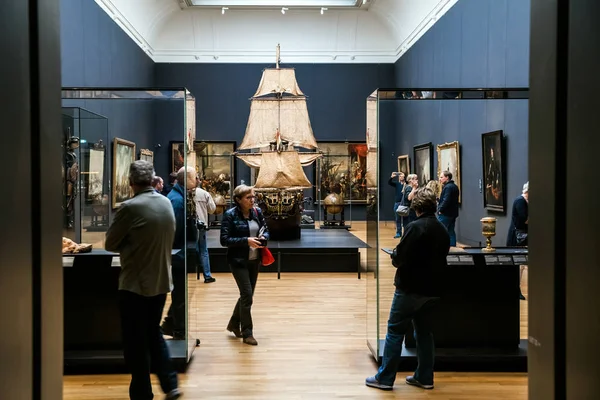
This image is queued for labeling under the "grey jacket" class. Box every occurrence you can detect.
[106,187,176,297]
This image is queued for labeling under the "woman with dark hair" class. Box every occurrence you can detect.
[220,184,269,345]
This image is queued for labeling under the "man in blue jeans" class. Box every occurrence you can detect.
[366,187,450,391]
[437,170,460,246]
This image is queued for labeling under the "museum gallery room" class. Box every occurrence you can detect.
[3,0,600,399]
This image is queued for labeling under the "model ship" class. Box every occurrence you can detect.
[235,44,320,240]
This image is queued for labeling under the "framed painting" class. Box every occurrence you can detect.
[481,130,507,213]
[397,155,410,176]
[317,141,368,203]
[87,141,105,201]
[139,148,154,164]
[413,142,433,187]
[171,141,235,199]
[436,141,461,203]
[112,138,136,208]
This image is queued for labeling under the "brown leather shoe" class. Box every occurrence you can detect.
[243,336,258,346]
[227,326,243,338]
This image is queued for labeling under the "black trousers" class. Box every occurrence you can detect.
[228,259,260,338]
[165,255,186,336]
[119,290,178,400]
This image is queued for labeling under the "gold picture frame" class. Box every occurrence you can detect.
[436,141,461,203]
[397,155,410,176]
[112,138,136,209]
[139,148,154,164]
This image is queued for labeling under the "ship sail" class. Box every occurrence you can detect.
[238,98,317,151]
[253,68,305,97]
[236,152,320,169]
[253,151,312,190]
[235,44,320,191]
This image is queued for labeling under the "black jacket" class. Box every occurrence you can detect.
[438,180,460,218]
[220,206,270,265]
[506,196,528,246]
[391,213,450,296]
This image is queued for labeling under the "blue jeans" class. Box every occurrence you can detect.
[196,229,212,279]
[437,214,456,246]
[393,202,403,235]
[376,289,439,386]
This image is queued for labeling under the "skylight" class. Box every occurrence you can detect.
[189,0,363,7]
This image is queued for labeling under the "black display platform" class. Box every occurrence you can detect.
[207,229,368,278]
[378,247,528,372]
[63,250,197,374]
[376,339,528,372]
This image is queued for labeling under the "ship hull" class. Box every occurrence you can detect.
[256,189,303,241]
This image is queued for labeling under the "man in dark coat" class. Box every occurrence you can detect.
[437,170,460,246]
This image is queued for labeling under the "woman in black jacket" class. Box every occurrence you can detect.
[220,184,269,345]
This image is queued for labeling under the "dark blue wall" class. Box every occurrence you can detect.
[388,0,530,244]
[60,0,154,87]
[394,0,530,88]
[60,0,157,221]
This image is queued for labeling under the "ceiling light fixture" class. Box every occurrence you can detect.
[221,6,228,14]
[281,7,288,14]
[321,7,328,14]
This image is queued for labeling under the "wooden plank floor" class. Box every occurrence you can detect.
[63,221,528,399]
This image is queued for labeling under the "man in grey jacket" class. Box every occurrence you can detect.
[106,160,181,400]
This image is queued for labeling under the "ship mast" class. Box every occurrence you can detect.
[275,43,283,152]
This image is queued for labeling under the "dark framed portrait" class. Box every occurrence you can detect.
[481,130,507,213]
[413,142,433,187]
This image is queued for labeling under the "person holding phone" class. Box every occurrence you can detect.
[220,184,270,345]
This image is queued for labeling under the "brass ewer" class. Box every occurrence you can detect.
[480,217,497,252]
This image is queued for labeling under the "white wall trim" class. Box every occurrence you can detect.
[94,0,459,64]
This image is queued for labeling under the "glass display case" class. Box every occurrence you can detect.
[366,88,529,368]
[61,107,109,245]
[61,88,198,371]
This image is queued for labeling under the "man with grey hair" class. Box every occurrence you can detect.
[366,187,449,392]
[105,160,181,400]
[162,166,198,340]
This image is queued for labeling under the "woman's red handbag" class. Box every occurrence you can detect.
[261,247,275,266]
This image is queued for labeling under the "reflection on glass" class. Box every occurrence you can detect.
[61,88,198,363]
[365,91,379,360]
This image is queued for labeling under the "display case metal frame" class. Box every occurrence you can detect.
[366,87,530,371]
[61,87,198,373]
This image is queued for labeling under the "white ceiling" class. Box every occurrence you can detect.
[94,0,458,63]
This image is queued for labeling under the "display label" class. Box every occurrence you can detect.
[111,257,122,267]
[458,255,475,265]
[512,255,528,265]
[446,255,475,265]
[63,257,74,266]
[484,255,514,265]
